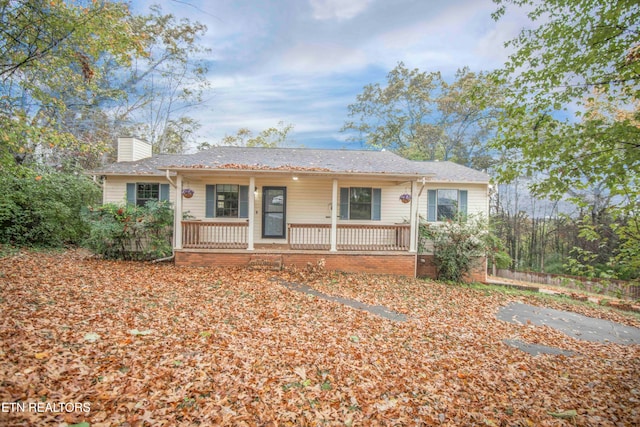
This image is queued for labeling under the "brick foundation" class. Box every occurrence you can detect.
[416,255,487,283]
[175,250,417,277]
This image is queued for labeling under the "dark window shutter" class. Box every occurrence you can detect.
[160,184,170,201]
[427,190,437,222]
[239,185,249,218]
[339,188,349,220]
[126,183,136,205]
[372,188,381,221]
[205,185,216,218]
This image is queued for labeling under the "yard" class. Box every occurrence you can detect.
[1,250,639,426]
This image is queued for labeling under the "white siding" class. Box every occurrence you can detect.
[417,183,489,220]
[102,176,174,205]
[102,174,489,245]
[334,179,414,225]
[116,140,132,163]
[117,137,152,162]
[103,177,130,205]
[180,177,253,219]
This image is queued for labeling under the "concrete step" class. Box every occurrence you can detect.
[248,254,283,271]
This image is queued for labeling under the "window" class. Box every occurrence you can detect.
[136,183,159,207]
[126,183,169,206]
[427,189,468,221]
[205,184,249,218]
[340,187,381,221]
[350,187,372,220]
[215,184,239,217]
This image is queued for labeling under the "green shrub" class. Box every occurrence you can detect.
[83,201,173,260]
[419,214,510,282]
[0,167,100,247]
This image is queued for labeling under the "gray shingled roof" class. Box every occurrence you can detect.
[411,160,490,183]
[92,153,182,176]
[92,146,489,183]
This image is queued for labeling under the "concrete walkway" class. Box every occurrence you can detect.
[278,280,408,322]
[502,339,577,356]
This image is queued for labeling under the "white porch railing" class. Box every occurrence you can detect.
[182,221,248,249]
[181,221,411,251]
[288,223,410,251]
[287,224,331,250]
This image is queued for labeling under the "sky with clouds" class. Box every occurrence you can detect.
[131,0,530,151]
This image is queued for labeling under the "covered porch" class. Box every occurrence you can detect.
[162,162,431,276]
[168,172,427,251]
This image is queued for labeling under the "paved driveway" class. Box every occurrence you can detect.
[497,302,640,355]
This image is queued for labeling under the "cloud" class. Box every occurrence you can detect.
[474,3,537,67]
[365,1,508,72]
[192,71,359,148]
[309,0,373,21]
[128,0,525,150]
[276,42,369,74]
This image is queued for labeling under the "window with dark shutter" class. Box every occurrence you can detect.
[427,189,469,221]
[339,187,382,221]
[127,183,166,206]
[205,184,250,218]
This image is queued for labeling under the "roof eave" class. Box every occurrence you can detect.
[157,166,435,181]
[427,179,490,185]
[88,171,174,177]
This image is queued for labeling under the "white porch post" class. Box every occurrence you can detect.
[248,176,255,250]
[330,178,338,252]
[174,174,183,250]
[409,180,418,253]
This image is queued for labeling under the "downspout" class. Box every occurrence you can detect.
[417,176,427,198]
[152,170,179,263]
[414,177,427,278]
[330,179,338,252]
[91,175,104,189]
[165,169,176,188]
[152,252,175,263]
[92,175,105,205]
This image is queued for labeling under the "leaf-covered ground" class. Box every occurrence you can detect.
[1,251,639,426]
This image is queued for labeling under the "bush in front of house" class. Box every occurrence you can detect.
[0,167,101,248]
[83,201,173,260]
[419,214,510,282]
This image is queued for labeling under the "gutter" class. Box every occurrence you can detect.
[158,166,436,181]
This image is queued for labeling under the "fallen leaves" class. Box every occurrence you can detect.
[0,249,639,426]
